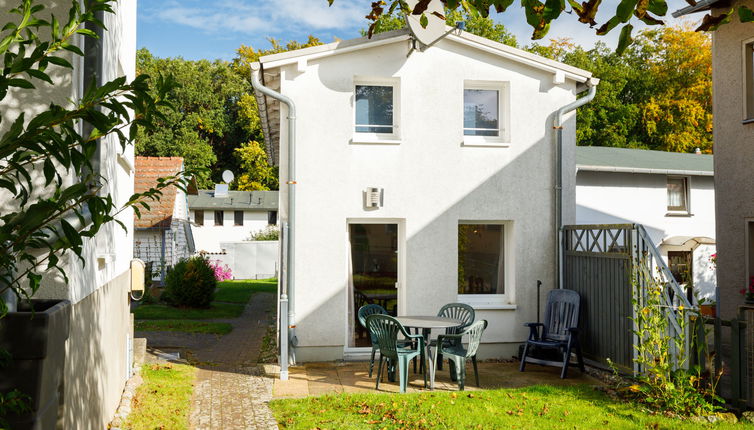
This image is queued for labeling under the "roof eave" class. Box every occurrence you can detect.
[672,0,727,17]
[576,164,713,176]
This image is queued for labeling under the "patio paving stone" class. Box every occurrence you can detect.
[273,359,601,398]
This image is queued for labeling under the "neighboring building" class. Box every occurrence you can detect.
[0,1,137,427]
[673,0,752,319]
[134,157,194,281]
[575,146,716,299]
[253,27,595,361]
[188,189,279,253]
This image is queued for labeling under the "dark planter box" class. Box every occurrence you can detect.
[0,299,71,430]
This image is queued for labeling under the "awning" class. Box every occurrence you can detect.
[661,236,716,248]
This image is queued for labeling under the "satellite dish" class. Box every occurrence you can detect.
[222,170,235,183]
[405,0,446,46]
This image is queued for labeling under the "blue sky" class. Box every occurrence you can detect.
[137,0,700,61]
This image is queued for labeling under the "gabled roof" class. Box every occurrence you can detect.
[672,0,728,17]
[187,190,279,211]
[576,146,713,176]
[254,28,595,166]
[134,157,184,229]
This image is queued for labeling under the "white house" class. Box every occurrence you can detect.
[188,189,279,253]
[134,157,195,281]
[0,1,138,427]
[252,27,596,362]
[575,146,716,299]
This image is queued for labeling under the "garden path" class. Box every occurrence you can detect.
[188,292,278,430]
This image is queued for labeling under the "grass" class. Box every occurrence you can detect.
[270,385,750,430]
[134,319,232,335]
[124,363,195,430]
[133,302,244,320]
[214,278,277,303]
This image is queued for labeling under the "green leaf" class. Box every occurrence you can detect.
[25,68,53,84]
[46,55,73,68]
[739,5,754,22]
[616,23,634,55]
[7,78,34,89]
[616,0,639,22]
[419,13,428,28]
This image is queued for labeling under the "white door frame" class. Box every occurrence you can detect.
[343,218,406,360]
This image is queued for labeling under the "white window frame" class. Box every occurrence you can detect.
[352,77,401,144]
[666,176,691,216]
[743,38,754,122]
[462,80,510,147]
[457,220,516,310]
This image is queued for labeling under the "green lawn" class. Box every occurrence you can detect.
[214,278,277,303]
[271,385,750,430]
[133,302,244,320]
[124,363,195,430]
[134,319,232,335]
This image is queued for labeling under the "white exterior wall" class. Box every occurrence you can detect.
[0,1,137,427]
[576,170,717,298]
[190,209,271,252]
[271,38,581,361]
[209,241,280,280]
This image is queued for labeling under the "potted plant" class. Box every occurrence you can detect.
[742,276,754,305]
[699,298,716,318]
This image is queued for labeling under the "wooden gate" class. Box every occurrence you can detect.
[563,224,634,369]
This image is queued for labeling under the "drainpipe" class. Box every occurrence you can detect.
[554,78,598,290]
[250,62,296,380]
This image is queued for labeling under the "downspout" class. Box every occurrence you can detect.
[250,62,296,380]
[554,78,598,290]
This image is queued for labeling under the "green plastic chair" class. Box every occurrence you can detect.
[434,320,487,391]
[365,314,427,393]
[358,304,388,378]
[434,303,475,373]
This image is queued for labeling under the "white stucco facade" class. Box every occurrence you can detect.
[257,30,593,361]
[576,169,717,298]
[190,209,273,253]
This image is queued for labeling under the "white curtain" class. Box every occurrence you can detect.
[667,180,684,208]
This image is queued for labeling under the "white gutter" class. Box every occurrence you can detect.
[576,165,713,176]
[261,35,412,69]
[554,79,599,290]
[251,62,296,381]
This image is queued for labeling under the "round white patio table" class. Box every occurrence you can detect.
[396,316,463,390]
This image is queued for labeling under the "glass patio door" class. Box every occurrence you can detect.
[348,223,399,348]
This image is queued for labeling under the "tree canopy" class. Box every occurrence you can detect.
[333,0,753,54]
[135,36,321,190]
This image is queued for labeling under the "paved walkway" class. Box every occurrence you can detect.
[188,293,278,430]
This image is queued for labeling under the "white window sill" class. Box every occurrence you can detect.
[351,136,401,145]
[665,211,693,217]
[458,295,516,310]
[462,137,509,147]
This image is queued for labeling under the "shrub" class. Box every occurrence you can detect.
[209,260,233,281]
[250,226,279,241]
[163,257,217,308]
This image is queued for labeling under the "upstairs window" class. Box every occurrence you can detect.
[214,210,224,226]
[234,210,244,226]
[745,41,754,121]
[194,210,204,226]
[464,89,499,137]
[667,177,689,213]
[355,85,394,134]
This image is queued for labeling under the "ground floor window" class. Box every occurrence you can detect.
[458,223,504,295]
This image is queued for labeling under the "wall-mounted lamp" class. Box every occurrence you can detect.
[364,187,384,209]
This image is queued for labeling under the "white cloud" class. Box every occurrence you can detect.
[142,0,366,36]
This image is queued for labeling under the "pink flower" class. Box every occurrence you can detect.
[209,260,233,281]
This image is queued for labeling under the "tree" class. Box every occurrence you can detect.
[533,25,712,152]
[235,141,278,191]
[135,49,250,187]
[331,0,753,54]
[363,8,518,47]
